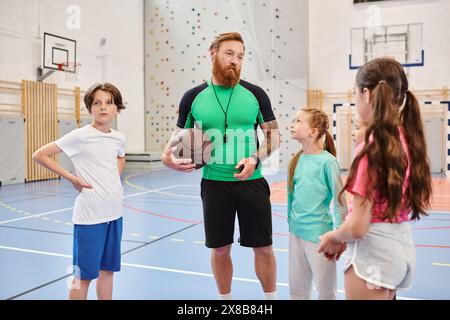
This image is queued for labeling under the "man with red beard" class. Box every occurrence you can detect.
[161,32,280,300]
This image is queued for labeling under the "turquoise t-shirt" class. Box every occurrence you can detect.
[287,150,348,243]
[177,79,276,181]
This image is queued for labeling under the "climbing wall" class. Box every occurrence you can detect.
[144,0,309,169]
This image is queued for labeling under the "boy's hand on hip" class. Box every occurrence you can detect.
[70,176,93,193]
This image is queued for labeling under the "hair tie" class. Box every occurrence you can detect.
[378,80,387,85]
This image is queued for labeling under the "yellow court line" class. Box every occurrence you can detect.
[432,263,450,267]
[0,202,30,216]
[124,172,150,191]
[129,233,142,237]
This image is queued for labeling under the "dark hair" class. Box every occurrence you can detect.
[84,82,126,113]
[209,32,245,51]
[340,58,432,221]
[288,108,336,191]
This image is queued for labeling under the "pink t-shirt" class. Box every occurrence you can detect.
[346,128,411,223]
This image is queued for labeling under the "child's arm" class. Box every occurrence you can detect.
[118,156,126,176]
[320,156,371,259]
[326,161,348,228]
[32,142,92,192]
[319,193,372,254]
[287,187,293,223]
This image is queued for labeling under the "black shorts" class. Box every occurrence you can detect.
[200,178,273,248]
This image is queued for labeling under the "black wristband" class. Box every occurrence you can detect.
[250,154,261,169]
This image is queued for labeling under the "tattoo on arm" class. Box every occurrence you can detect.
[255,120,280,161]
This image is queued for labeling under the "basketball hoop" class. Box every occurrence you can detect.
[63,61,82,81]
[39,33,78,82]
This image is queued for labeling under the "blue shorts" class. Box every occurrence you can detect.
[73,217,123,280]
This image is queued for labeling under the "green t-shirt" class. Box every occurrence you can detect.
[287,151,348,243]
[177,79,275,181]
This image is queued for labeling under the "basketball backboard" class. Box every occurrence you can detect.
[350,23,423,69]
[43,33,77,73]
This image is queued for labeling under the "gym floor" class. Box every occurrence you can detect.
[0,168,449,300]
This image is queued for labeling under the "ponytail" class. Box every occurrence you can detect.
[324,131,336,157]
[371,81,400,126]
[288,150,302,192]
[345,57,432,221]
[340,81,408,220]
[400,91,432,219]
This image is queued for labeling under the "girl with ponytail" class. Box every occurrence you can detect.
[287,107,347,300]
[319,58,432,300]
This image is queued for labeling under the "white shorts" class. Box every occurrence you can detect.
[343,222,416,290]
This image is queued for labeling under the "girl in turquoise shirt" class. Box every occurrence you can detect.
[287,108,347,300]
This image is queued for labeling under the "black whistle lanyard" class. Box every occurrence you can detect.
[211,78,234,144]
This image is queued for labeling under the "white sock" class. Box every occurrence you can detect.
[264,290,278,300]
[219,292,232,300]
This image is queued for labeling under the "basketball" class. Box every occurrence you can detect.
[170,128,213,169]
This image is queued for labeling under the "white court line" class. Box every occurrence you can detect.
[152,191,198,199]
[122,262,280,286]
[427,211,450,215]
[0,245,422,300]
[123,184,184,199]
[0,245,71,259]
[0,185,183,225]
[179,184,199,188]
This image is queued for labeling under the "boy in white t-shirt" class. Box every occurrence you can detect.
[33,83,126,300]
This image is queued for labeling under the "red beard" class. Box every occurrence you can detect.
[212,58,241,87]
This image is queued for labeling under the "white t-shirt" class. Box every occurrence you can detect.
[55,124,126,225]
